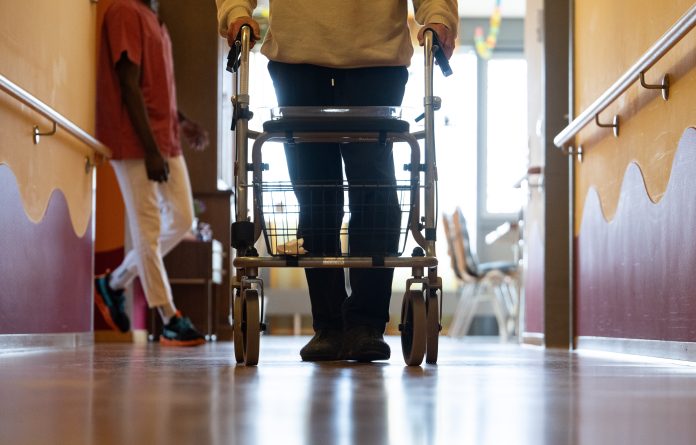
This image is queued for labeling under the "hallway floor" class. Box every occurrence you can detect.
[2,336,696,445]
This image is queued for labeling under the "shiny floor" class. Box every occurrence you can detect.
[2,337,696,445]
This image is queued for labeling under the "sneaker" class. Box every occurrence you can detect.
[342,325,390,362]
[94,273,130,333]
[300,329,343,361]
[160,312,206,347]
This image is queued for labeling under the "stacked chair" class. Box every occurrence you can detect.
[442,208,520,341]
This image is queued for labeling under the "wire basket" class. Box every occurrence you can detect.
[254,179,417,257]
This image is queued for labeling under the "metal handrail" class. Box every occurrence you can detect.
[554,4,696,149]
[0,73,112,158]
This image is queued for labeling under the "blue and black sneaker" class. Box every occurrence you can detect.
[94,272,130,333]
[161,312,206,347]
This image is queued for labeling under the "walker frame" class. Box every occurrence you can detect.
[227,26,450,366]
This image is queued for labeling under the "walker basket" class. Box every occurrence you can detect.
[254,179,417,257]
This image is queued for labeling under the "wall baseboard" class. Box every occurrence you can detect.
[94,329,149,344]
[521,332,544,346]
[576,336,696,362]
[0,332,93,352]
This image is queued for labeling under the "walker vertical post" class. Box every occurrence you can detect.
[234,26,252,223]
[423,30,437,258]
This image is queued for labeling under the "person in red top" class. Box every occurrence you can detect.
[95,0,208,346]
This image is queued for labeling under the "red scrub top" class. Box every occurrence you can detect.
[96,0,181,160]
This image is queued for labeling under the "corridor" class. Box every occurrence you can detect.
[2,337,696,445]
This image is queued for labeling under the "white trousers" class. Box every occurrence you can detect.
[109,155,194,308]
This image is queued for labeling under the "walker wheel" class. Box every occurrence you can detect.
[426,289,440,364]
[232,289,244,363]
[401,289,426,366]
[242,288,260,366]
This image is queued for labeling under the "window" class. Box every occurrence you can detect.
[482,54,528,217]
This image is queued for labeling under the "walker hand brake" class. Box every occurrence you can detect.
[226,25,252,74]
[226,43,241,73]
[430,31,453,77]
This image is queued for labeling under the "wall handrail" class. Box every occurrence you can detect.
[554,4,696,149]
[0,73,112,158]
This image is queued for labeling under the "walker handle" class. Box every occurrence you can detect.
[427,29,453,77]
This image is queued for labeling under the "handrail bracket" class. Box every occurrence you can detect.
[563,145,584,163]
[1,73,111,157]
[639,71,670,101]
[594,113,620,138]
[33,121,57,145]
[553,4,695,149]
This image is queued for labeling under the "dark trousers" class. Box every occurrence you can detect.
[267,61,408,330]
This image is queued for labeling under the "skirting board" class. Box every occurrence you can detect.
[0,332,93,352]
[522,332,544,346]
[576,336,696,362]
[94,329,149,344]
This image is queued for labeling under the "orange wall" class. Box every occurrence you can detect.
[573,0,696,231]
[0,0,99,236]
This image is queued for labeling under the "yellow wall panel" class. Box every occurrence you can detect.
[573,0,696,232]
[0,0,99,236]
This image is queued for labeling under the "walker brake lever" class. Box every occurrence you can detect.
[429,30,453,77]
[226,25,252,73]
[226,42,241,74]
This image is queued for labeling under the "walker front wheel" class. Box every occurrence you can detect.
[401,289,426,366]
[232,289,244,363]
[242,288,260,366]
[426,289,440,364]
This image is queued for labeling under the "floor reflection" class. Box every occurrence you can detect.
[3,338,696,444]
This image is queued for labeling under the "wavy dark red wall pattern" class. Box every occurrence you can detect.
[0,164,92,334]
[576,128,696,341]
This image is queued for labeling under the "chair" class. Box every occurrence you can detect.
[442,208,520,341]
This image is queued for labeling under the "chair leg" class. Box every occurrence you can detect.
[448,285,468,337]
[500,282,514,315]
[499,279,520,337]
[507,280,521,337]
[491,285,509,343]
[495,281,514,337]
[449,284,476,338]
[457,295,479,339]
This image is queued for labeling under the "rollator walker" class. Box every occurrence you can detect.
[227,26,452,366]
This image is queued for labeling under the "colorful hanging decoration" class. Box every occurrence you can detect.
[474,0,502,59]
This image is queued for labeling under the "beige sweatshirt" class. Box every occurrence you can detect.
[216,0,458,68]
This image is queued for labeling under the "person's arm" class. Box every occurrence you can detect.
[115,52,169,182]
[216,0,261,47]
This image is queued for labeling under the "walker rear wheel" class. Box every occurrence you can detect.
[242,289,260,366]
[401,289,426,366]
[426,290,440,364]
[232,289,244,363]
